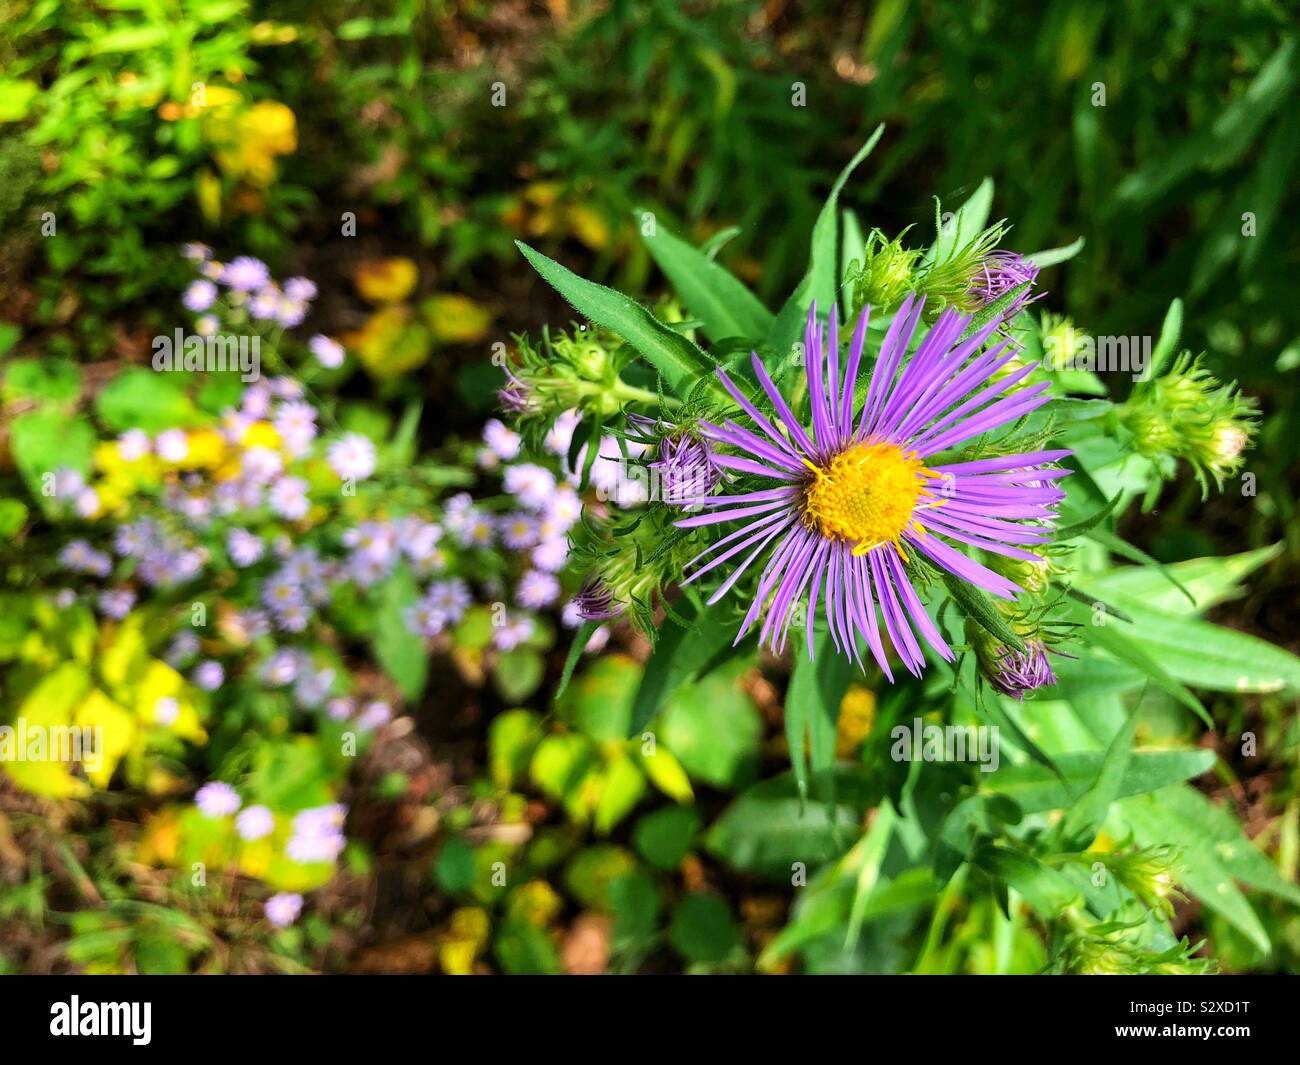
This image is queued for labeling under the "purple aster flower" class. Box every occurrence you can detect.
[986,639,1058,700]
[327,432,377,481]
[265,891,303,927]
[483,418,522,460]
[401,519,442,563]
[195,781,241,817]
[517,570,559,608]
[572,576,622,621]
[236,804,275,841]
[195,314,219,337]
[284,277,317,302]
[969,251,1041,318]
[545,408,581,456]
[167,630,200,666]
[222,256,270,292]
[543,487,582,534]
[262,649,302,686]
[423,579,471,623]
[326,697,355,721]
[272,401,317,457]
[356,700,391,730]
[493,615,534,651]
[155,429,189,463]
[97,589,136,619]
[154,697,180,726]
[406,600,448,637]
[117,429,151,461]
[309,335,345,369]
[59,539,112,577]
[503,463,556,510]
[531,538,569,573]
[275,297,307,329]
[181,242,212,262]
[646,425,723,507]
[183,279,218,311]
[678,298,1070,677]
[194,660,225,691]
[500,512,540,550]
[228,528,265,567]
[269,476,310,520]
[293,666,336,709]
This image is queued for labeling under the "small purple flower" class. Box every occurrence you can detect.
[423,579,471,623]
[117,429,151,461]
[356,700,391,730]
[326,697,355,721]
[97,589,136,620]
[265,892,303,927]
[222,256,270,292]
[647,427,722,507]
[988,640,1059,700]
[194,660,225,691]
[545,408,581,456]
[154,697,181,726]
[493,614,534,651]
[183,279,218,311]
[249,288,280,321]
[483,418,522,460]
[284,277,317,302]
[59,540,112,577]
[543,487,582,533]
[969,250,1042,318]
[275,297,307,329]
[293,666,336,709]
[181,242,211,262]
[228,528,265,567]
[236,804,274,841]
[273,401,317,457]
[327,433,377,481]
[499,512,540,550]
[269,476,310,520]
[167,631,200,666]
[155,429,189,463]
[517,570,559,609]
[406,600,448,638]
[195,781,240,817]
[531,538,569,573]
[572,576,622,621]
[262,649,302,686]
[309,335,345,369]
[503,463,556,510]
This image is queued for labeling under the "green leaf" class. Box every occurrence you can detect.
[705,769,876,880]
[627,603,740,737]
[554,620,598,702]
[981,749,1216,814]
[970,842,1082,918]
[1088,526,1195,607]
[643,223,773,342]
[1058,707,1141,847]
[1081,545,1282,616]
[1139,299,1183,382]
[787,631,854,806]
[1026,237,1085,269]
[491,648,545,703]
[658,663,763,789]
[371,566,428,701]
[1119,789,1276,953]
[668,894,739,964]
[494,920,563,975]
[1083,618,1211,726]
[767,125,886,368]
[95,368,197,432]
[559,653,641,742]
[633,805,701,871]
[1054,493,1121,541]
[10,410,95,506]
[488,709,544,789]
[941,570,1024,653]
[516,241,717,397]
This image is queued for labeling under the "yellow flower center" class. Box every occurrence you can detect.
[802,441,932,555]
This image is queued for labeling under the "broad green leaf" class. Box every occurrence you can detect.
[559,653,640,742]
[1058,707,1140,847]
[981,749,1215,813]
[1119,790,1271,953]
[516,241,717,397]
[658,663,762,789]
[1081,545,1281,616]
[643,223,773,342]
[371,566,428,701]
[970,842,1082,918]
[627,603,739,737]
[787,630,853,805]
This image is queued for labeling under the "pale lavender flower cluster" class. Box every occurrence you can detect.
[181,245,316,330]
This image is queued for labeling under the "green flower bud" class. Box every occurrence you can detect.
[847,229,922,313]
